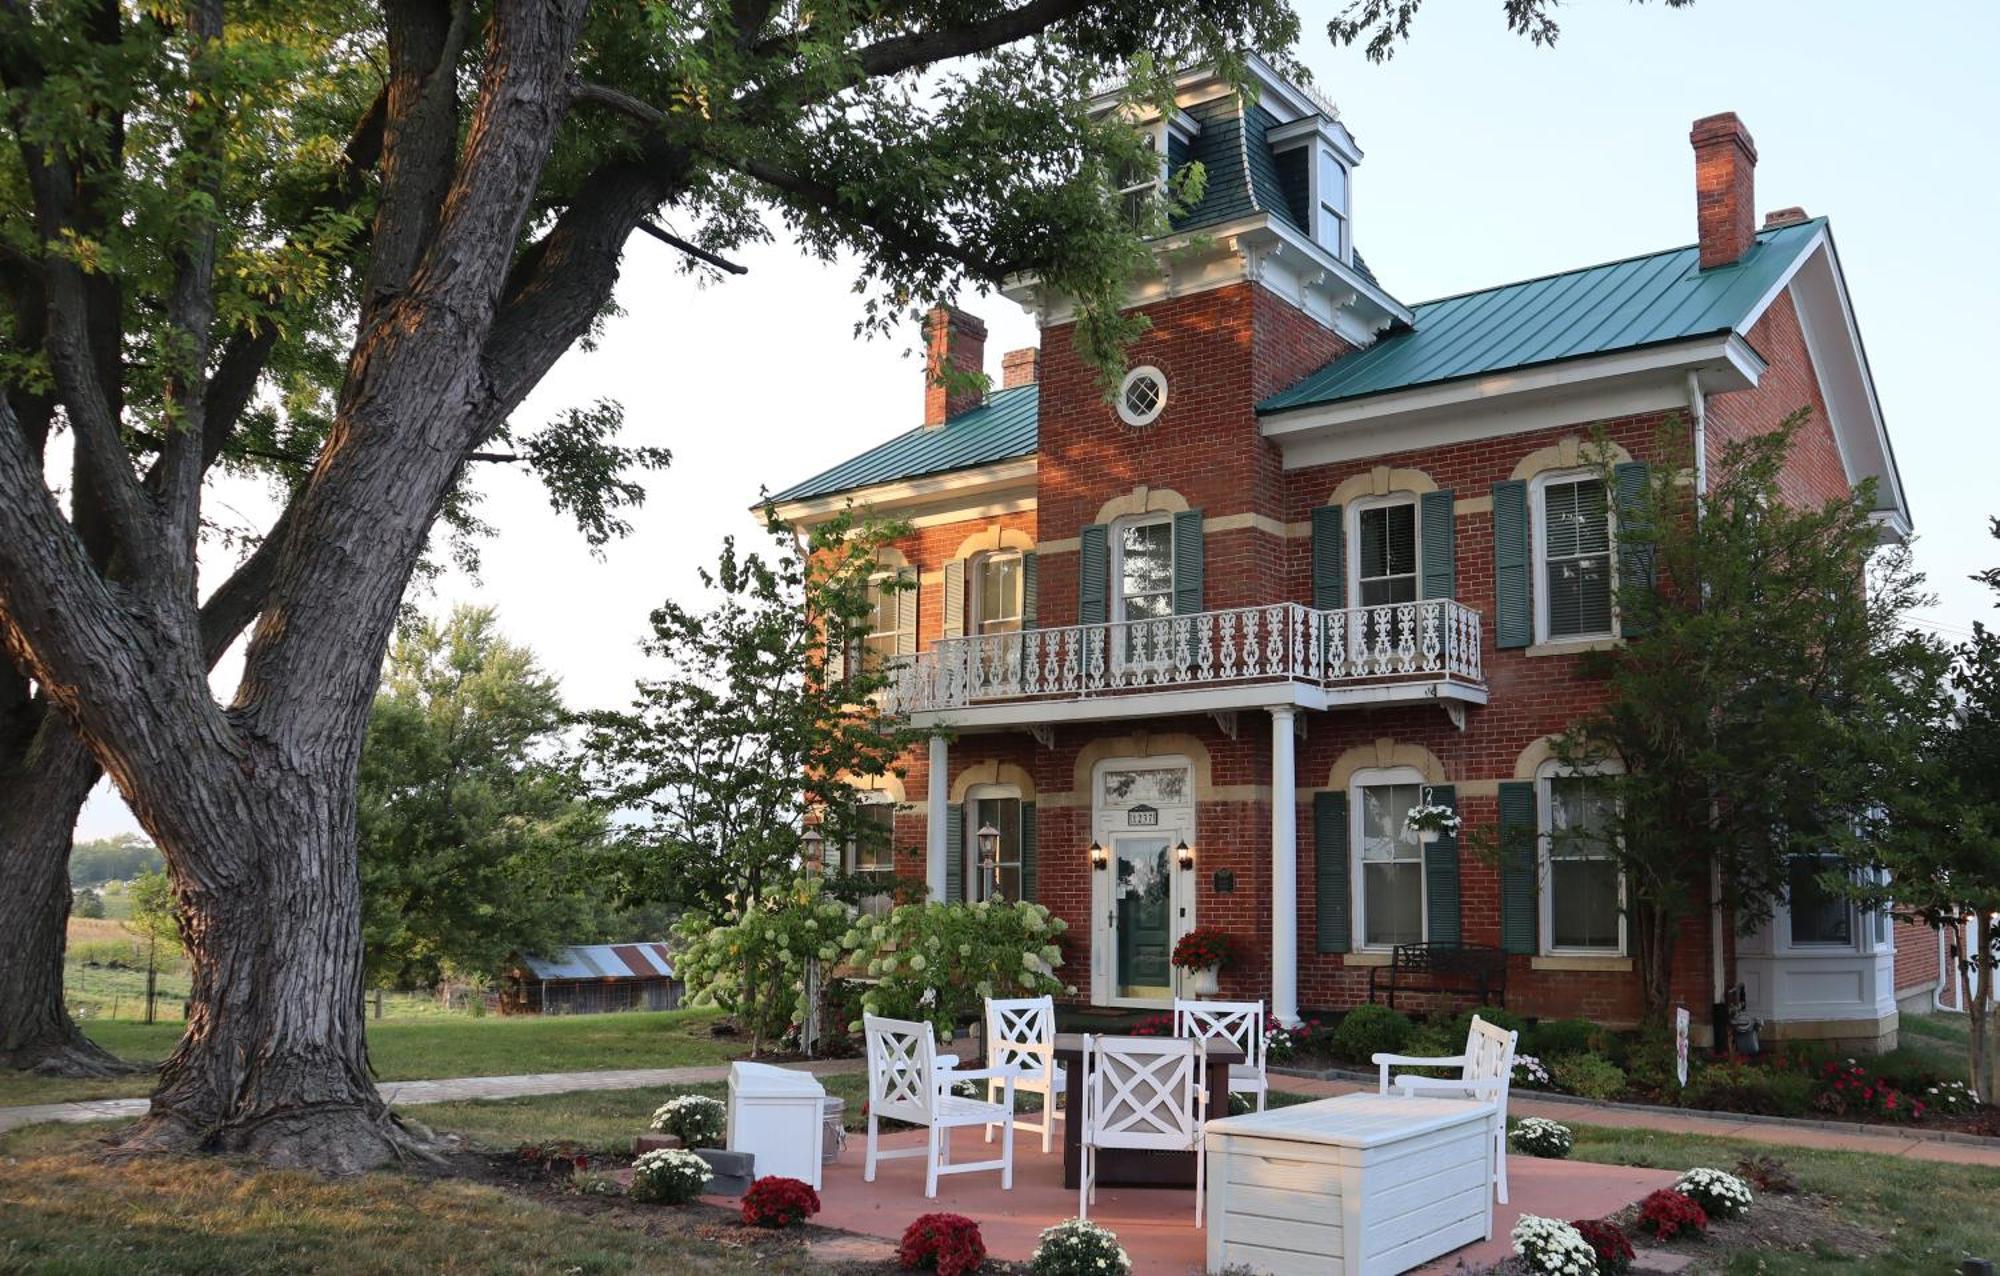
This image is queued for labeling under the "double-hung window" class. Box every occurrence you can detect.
[848,801,897,917]
[1355,501,1418,607]
[1787,853,1853,947]
[1354,776,1424,949]
[965,787,1023,902]
[1116,133,1162,231]
[1317,148,1349,259]
[1114,517,1174,664]
[972,551,1023,635]
[860,574,909,673]
[1537,475,1613,641]
[1542,773,1623,953]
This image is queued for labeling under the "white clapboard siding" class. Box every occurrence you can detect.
[1205,1094,1494,1276]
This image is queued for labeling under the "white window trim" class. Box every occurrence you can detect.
[964,783,1023,902]
[1116,365,1168,428]
[1114,125,1168,230]
[1777,854,1880,955]
[848,793,897,875]
[1110,513,1175,625]
[969,549,1024,635]
[1349,765,1428,952]
[1530,467,1618,645]
[1314,148,1350,262]
[1266,117,1358,264]
[1536,759,1627,957]
[1347,492,1422,612]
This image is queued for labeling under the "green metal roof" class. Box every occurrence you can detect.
[767,383,1039,505]
[1258,217,1826,414]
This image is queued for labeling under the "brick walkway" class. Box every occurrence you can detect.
[1269,1074,2000,1167]
[0,1058,867,1135]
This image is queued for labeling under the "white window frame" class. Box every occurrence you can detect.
[1531,468,1617,644]
[1314,145,1350,261]
[1265,117,1360,265]
[1116,365,1168,427]
[848,795,898,917]
[859,570,912,672]
[1347,493,1422,612]
[1114,127,1167,230]
[1110,514,1175,626]
[1536,759,1627,956]
[969,550,1024,635]
[1779,852,1862,952]
[1349,765,1428,952]
[964,783,1024,902]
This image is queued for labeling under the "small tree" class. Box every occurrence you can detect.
[70,888,105,921]
[125,871,182,1025]
[1546,414,1934,1025]
[585,511,921,914]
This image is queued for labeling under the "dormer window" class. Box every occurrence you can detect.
[1116,133,1163,230]
[1317,148,1349,258]
[1267,114,1362,265]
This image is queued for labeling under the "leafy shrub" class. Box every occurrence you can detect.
[1569,1219,1635,1275]
[1510,1214,1598,1275]
[649,1094,727,1146]
[1330,1004,1414,1062]
[1681,1059,1814,1117]
[1030,1219,1130,1276]
[1618,1029,1678,1093]
[1924,1079,1979,1115]
[1635,1189,1708,1241]
[1509,1116,1573,1159]
[1812,1058,1927,1122]
[1550,1053,1627,1101]
[842,900,1069,1044]
[629,1148,712,1205]
[1527,1018,1601,1059]
[674,878,858,1046]
[1734,1154,1797,1195]
[740,1176,820,1228]
[1445,1004,1527,1042]
[1513,1054,1553,1089]
[900,1213,985,1276]
[1672,1168,1751,1220]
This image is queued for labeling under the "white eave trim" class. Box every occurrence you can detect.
[764,456,1037,526]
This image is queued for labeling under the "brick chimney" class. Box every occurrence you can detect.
[1690,112,1758,269]
[1001,347,1040,389]
[924,305,987,427]
[1763,206,1809,229]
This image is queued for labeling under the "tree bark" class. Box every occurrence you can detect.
[0,716,136,1075]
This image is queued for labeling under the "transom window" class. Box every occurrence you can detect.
[1354,777,1424,950]
[1538,476,1613,640]
[1544,774,1622,953]
[966,787,1023,902]
[1356,501,1418,607]
[1788,853,1853,947]
[860,574,909,672]
[972,551,1023,635]
[1115,518,1175,624]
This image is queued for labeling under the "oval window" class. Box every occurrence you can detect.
[1117,365,1168,427]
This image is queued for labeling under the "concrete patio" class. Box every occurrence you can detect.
[772,1118,1678,1274]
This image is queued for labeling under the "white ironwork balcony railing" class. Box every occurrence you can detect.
[889,599,1483,715]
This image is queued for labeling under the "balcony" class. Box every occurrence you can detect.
[889,599,1486,730]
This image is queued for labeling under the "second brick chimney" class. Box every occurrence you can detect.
[1001,347,1040,389]
[924,305,987,427]
[1691,112,1758,270]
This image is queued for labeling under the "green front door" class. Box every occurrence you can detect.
[1114,835,1174,999]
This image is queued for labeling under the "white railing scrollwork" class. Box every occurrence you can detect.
[889,599,1483,714]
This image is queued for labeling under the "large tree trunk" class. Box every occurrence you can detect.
[0,717,135,1076]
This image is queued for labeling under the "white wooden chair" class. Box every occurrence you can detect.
[1078,1035,1207,1227]
[1371,1014,1519,1203]
[863,1013,1016,1198]
[982,995,1066,1153]
[1173,998,1267,1112]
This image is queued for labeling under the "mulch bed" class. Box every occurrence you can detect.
[1465,1187,1888,1274]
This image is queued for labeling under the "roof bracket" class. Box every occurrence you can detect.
[1442,701,1467,733]
[1208,710,1239,741]
[1028,724,1057,751]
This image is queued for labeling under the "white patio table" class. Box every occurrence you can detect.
[1203,1093,1495,1276]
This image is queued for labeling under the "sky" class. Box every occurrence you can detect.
[75,0,2000,839]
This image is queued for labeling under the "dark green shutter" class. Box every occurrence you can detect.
[1498,780,1539,955]
[944,802,964,902]
[1019,802,1038,902]
[1314,791,1350,953]
[1493,480,1532,649]
[1420,490,1456,601]
[1172,510,1204,616]
[1311,505,1345,609]
[1614,461,1654,636]
[1078,524,1109,624]
[1423,785,1461,944]
[1020,551,1039,630]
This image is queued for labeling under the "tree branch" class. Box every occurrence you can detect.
[362,0,470,322]
[636,222,746,274]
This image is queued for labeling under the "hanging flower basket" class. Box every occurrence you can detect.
[1404,802,1462,845]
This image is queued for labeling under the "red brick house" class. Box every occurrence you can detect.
[766,59,1938,1049]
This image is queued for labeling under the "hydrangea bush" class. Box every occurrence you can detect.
[841,900,1068,1042]
[1510,1215,1598,1276]
[649,1094,727,1147]
[629,1148,713,1205]
[1509,1116,1574,1159]
[1672,1167,1752,1220]
[674,877,857,1048]
[1029,1219,1131,1276]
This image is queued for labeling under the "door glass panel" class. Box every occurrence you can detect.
[1114,836,1174,999]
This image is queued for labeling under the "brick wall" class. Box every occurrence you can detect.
[1893,917,1942,998]
[1704,285,1851,507]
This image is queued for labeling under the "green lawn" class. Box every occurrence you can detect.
[0,1008,743,1108]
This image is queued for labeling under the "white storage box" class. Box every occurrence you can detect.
[1204,1094,1494,1276]
[725,1061,827,1189]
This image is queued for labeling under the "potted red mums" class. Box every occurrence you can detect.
[1171,926,1237,996]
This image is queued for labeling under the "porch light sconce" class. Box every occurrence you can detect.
[1175,838,1195,871]
[1088,840,1108,871]
[977,822,1001,898]
[801,825,825,874]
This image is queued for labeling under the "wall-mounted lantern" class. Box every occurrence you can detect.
[802,824,825,874]
[977,822,1001,899]
[1175,838,1195,872]
[1088,840,1108,871]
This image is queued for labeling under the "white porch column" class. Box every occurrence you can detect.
[927,733,950,901]
[1269,705,1301,1027]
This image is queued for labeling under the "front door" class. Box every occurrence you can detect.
[1113,835,1174,999]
